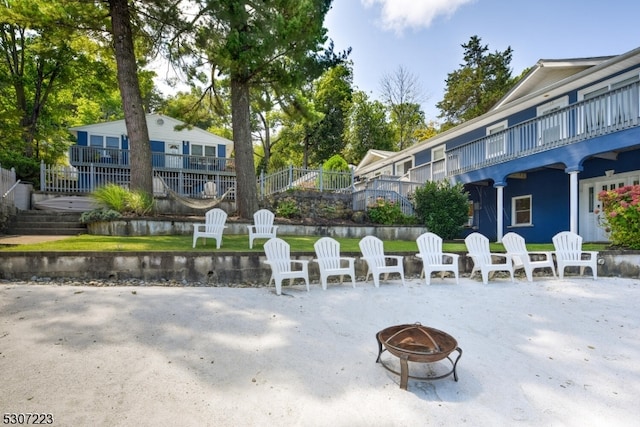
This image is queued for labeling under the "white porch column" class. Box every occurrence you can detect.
[569,170,579,234]
[496,184,505,242]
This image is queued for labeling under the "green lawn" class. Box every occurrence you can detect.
[0,234,609,253]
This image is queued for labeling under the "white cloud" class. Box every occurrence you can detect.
[361,0,475,35]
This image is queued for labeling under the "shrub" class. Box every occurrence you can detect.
[597,184,640,249]
[90,184,155,216]
[80,208,122,224]
[320,155,351,190]
[413,180,469,240]
[276,199,300,219]
[127,190,154,216]
[92,184,129,212]
[367,197,416,225]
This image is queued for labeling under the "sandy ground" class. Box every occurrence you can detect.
[1,275,639,427]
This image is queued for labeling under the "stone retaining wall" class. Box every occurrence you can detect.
[1,250,638,283]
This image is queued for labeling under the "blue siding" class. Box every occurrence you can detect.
[414,149,430,165]
[503,169,570,243]
[580,150,640,179]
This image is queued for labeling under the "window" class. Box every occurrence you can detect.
[394,159,413,176]
[537,97,568,145]
[191,144,217,157]
[512,195,532,226]
[106,137,119,149]
[89,135,103,147]
[432,146,445,161]
[486,121,507,158]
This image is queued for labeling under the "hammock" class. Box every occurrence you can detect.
[154,175,233,210]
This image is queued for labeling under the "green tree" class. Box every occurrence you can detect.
[436,35,516,130]
[380,65,426,150]
[0,0,117,181]
[343,91,394,165]
[306,64,353,165]
[186,0,348,218]
[413,181,469,240]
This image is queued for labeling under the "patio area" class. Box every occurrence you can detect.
[1,276,638,426]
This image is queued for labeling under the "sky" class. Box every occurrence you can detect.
[324,0,640,121]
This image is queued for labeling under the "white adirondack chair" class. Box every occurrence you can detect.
[464,232,514,284]
[415,232,459,285]
[358,236,405,287]
[248,209,278,249]
[502,232,556,282]
[263,238,310,295]
[192,208,227,249]
[313,237,356,290]
[552,231,599,279]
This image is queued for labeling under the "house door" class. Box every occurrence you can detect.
[166,143,181,169]
[580,172,640,242]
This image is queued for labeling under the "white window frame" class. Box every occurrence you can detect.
[536,96,568,145]
[432,146,445,161]
[190,143,217,157]
[511,195,532,227]
[486,120,507,158]
[394,158,413,176]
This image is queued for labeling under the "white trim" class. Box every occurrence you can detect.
[511,194,532,226]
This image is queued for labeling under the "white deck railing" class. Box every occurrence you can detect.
[446,81,640,176]
[257,165,354,198]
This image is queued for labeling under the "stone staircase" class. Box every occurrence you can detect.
[8,210,87,236]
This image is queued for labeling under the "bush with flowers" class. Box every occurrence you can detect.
[597,184,640,249]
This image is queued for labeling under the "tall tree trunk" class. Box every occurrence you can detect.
[108,0,152,195]
[231,77,259,218]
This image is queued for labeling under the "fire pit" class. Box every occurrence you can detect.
[376,323,462,390]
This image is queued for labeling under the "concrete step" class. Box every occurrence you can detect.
[8,211,87,236]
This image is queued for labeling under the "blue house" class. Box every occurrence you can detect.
[355,47,640,243]
[68,113,235,197]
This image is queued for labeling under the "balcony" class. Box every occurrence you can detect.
[69,146,235,173]
[409,81,640,182]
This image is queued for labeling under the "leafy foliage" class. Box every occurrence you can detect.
[343,91,394,164]
[598,185,640,249]
[413,181,469,239]
[320,154,351,189]
[275,198,301,219]
[436,35,516,129]
[80,208,123,224]
[367,198,416,225]
[90,184,154,216]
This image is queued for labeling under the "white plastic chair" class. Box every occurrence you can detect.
[464,232,514,284]
[192,208,227,249]
[552,231,599,279]
[502,232,556,282]
[247,209,278,249]
[264,238,310,295]
[313,237,356,290]
[358,236,405,287]
[416,232,459,285]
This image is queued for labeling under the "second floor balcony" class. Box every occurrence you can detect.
[410,81,640,182]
